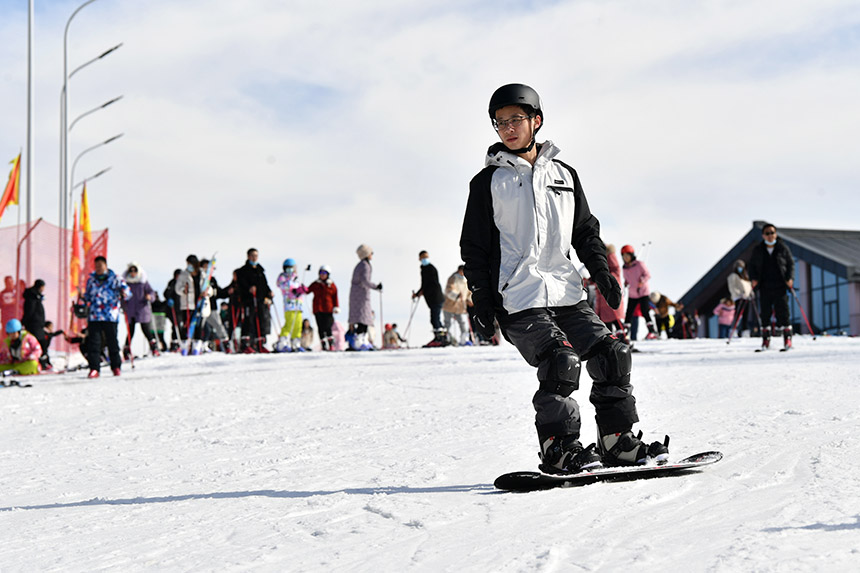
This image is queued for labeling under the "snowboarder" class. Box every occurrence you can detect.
[460,83,668,475]
[748,223,795,350]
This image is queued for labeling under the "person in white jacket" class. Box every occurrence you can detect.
[175,254,212,355]
[460,84,668,475]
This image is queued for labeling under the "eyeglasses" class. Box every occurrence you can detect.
[493,115,532,131]
[763,231,776,236]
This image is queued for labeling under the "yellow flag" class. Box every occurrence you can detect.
[81,184,92,256]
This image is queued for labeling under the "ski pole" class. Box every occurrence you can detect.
[402,296,419,346]
[378,288,384,349]
[789,285,816,340]
[253,295,264,352]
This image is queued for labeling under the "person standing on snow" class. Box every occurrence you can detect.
[727,259,754,337]
[748,223,795,350]
[121,263,160,357]
[306,265,340,351]
[460,83,668,475]
[412,250,447,347]
[276,258,310,352]
[348,244,381,351]
[1,276,18,342]
[82,256,132,378]
[175,255,213,355]
[592,244,626,341]
[442,264,473,346]
[621,245,658,341]
[236,248,274,352]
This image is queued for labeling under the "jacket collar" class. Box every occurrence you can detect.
[484,140,560,169]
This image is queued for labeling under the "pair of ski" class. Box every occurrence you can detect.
[495,451,723,492]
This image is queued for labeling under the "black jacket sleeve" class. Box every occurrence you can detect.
[459,166,503,311]
[557,161,609,278]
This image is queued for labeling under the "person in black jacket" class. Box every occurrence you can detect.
[235,248,274,352]
[748,223,795,350]
[21,279,50,368]
[412,250,447,347]
[460,83,668,475]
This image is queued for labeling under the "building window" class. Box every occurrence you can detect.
[806,263,850,334]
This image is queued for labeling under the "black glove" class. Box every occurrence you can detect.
[376,282,383,291]
[468,290,496,339]
[593,271,623,310]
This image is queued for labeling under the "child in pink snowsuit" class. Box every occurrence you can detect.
[713,298,736,339]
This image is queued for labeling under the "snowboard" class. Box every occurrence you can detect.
[494,451,723,492]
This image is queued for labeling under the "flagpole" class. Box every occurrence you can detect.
[26,0,34,283]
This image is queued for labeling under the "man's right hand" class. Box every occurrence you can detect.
[468,289,496,338]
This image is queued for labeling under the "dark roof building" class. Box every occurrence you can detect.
[678,221,860,337]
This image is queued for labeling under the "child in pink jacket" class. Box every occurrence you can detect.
[713,298,736,338]
[1,319,42,376]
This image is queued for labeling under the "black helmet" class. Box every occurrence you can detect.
[488,83,543,124]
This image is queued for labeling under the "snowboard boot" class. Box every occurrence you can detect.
[538,434,603,475]
[597,424,670,467]
[782,326,793,351]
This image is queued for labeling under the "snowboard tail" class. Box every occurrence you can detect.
[494,451,723,492]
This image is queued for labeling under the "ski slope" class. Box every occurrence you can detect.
[2,336,859,572]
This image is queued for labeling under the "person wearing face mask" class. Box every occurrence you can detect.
[748,223,795,350]
[235,248,274,352]
[726,259,754,337]
[82,256,132,378]
[412,250,447,347]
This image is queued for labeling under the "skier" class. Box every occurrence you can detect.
[592,244,627,341]
[348,244,381,351]
[200,259,232,352]
[713,298,736,339]
[0,319,42,376]
[621,245,658,341]
[276,258,310,352]
[175,255,213,355]
[748,223,795,350]
[650,291,682,338]
[412,250,448,347]
[442,265,473,346]
[82,256,132,378]
[121,262,160,357]
[306,265,340,351]
[727,259,754,337]
[460,83,668,475]
[235,248,274,352]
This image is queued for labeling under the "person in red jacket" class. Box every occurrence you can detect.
[306,265,340,351]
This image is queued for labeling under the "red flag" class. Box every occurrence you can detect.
[0,153,21,223]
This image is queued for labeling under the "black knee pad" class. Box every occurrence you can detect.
[586,336,632,386]
[537,347,581,397]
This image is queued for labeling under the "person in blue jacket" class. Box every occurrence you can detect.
[83,256,132,378]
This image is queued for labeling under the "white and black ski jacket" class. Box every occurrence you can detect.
[460,141,610,317]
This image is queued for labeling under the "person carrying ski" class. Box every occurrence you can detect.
[306,265,340,351]
[412,250,448,347]
[82,256,132,378]
[748,223,795,350]
[175,255,213,355]
[621,245,658,340]
[276,258,310,352]
[460,83,668,475]
[0,319,42,376]
[200,259,232,352]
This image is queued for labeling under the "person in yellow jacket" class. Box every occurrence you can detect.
[0,319,42,376]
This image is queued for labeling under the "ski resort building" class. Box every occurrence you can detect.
[678,221,860,338]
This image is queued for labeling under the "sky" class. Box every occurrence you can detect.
[2,0,860,343]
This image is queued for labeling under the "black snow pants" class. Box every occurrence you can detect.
[499,301,639,442]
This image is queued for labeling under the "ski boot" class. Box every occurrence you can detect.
[538,434,603,475]
[597,423,669,466]
[782,326,793,351]
[759,326,771,351]
[424,329,451,348]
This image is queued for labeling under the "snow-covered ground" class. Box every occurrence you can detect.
[2,336,859,572]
